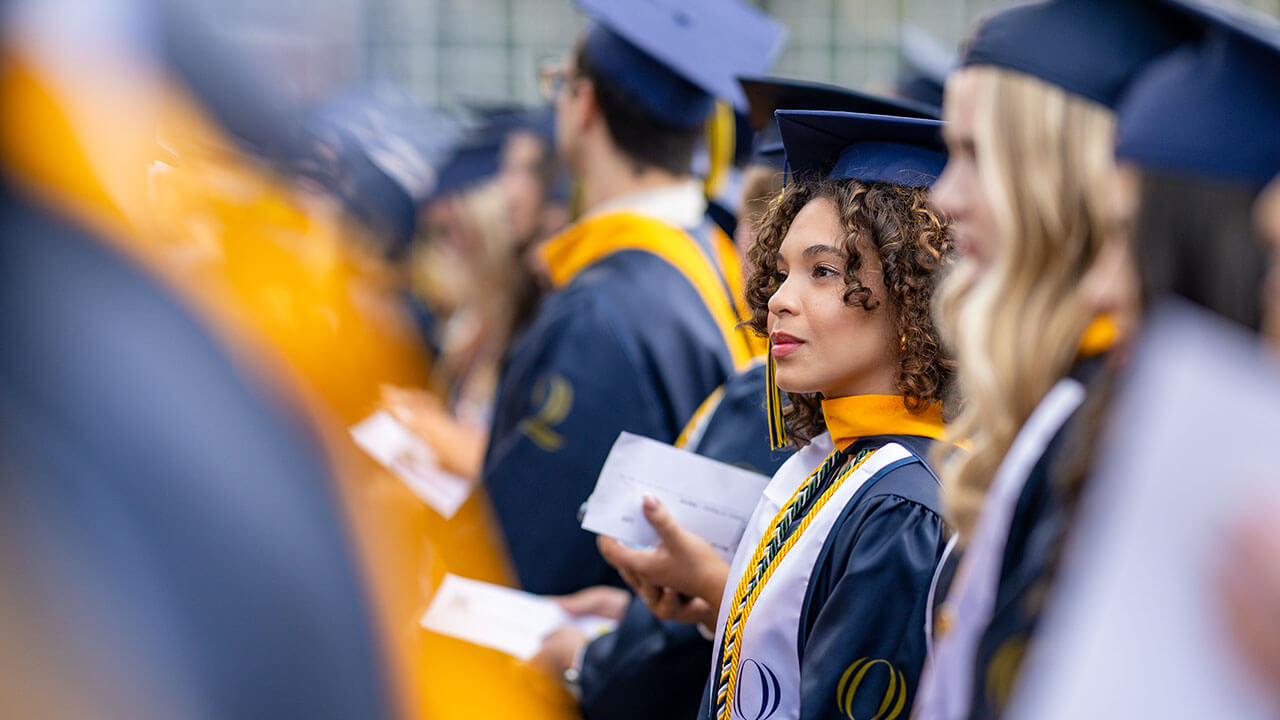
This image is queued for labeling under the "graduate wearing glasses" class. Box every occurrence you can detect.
[601,111,957,720]
[482,0,784,596]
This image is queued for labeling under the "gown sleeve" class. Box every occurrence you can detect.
[0,200,392,720]
[482,288,669,595]
[798,488,949,720]
[967,400,1081,719]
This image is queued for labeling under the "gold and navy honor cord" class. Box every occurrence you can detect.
[713,444,876,720]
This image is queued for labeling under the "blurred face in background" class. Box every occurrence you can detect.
[1086,162,1143,342]
[550,50,589,173]
[734,164,786,268]
[1258,178,1280,343]
[499,130,549,244]
[933,70,1000,273]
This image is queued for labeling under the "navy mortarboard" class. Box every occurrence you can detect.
[962,0,1200,108]
[1116,0,1280,187]
[428,127,506,202]
[575,0,786,128]
[301,93,459,254]
[740,76,939,132]
[739,77,939,170]
[776,110,946,187]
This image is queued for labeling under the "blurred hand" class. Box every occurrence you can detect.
[532,625,588,677]
[646,587,717,627]
[597,495,729,625]
[552,585,631,621]
[379,384,487,479]
[1219,507,1280,709]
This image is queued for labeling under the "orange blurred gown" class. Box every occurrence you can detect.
[0,38,579,720]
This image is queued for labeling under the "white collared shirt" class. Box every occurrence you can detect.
[583,179,707,230]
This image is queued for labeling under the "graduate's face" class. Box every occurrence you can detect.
[552,53,590,170]
[934,70,999,273]
[1258,178,1280,343]
[768,197,898,399]
[1079,162,1142,340]
[500,131,549,243]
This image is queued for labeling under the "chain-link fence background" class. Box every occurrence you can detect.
[210,0,1280,105]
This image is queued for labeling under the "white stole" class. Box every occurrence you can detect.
[911,378,1086,719]
[711,434,914,720]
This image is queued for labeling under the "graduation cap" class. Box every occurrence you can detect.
[1115,0,1280,187]
[739,76,938,169]
[776,110,946,188]
[459,101,556,146]
[576,0,786,129]
[429,136,503,201]
[740,76,939,131]
[961,0,1201,109]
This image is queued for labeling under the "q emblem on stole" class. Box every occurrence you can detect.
[734,658,782,720]
[836,658,907,720]
[519,373,573,451]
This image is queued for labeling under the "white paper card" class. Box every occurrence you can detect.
[420,574,618,660]
[350,410,472,519]
[1007,302,1280,720]
[581,431,773,562]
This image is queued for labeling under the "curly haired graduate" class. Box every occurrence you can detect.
[601,110,957,720]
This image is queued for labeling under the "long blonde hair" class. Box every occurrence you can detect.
[935,66,1117,538]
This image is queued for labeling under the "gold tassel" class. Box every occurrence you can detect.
[702,100,736,200]
[765,349,787,450]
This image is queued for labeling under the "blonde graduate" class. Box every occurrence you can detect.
[914,60,1140,720]
[930,65,1122,538]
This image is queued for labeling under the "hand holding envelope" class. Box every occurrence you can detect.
[581,432,772,560]
[582,432,773,625]
[350,410,473,519]
[598,495,725,627]
[420,575,617,661]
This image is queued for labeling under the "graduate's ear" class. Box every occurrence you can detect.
[573,80,600,135]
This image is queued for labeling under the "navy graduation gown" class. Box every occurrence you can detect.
[689,361,795,475]
[965,355,1109,720]
[0,192,391,720]
[483,213,742,595]
[699,434,950,720]
[577,363,795,720]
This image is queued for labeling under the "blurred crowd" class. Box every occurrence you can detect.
[2,0,1280,719]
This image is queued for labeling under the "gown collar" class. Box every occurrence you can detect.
[819,394,946,452]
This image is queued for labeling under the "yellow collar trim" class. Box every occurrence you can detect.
[1078,314,1119,358]
[820,394,946,451]
[540,211,754,368]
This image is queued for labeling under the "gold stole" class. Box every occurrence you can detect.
[542,211,756,369]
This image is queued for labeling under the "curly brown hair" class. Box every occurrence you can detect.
[745,177,955,447]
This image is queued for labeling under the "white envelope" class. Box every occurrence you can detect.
[581,431,772,562]
[350,410,472,519]
[420,574,617,660]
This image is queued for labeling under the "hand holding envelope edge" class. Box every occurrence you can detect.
[598,494,728,628]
